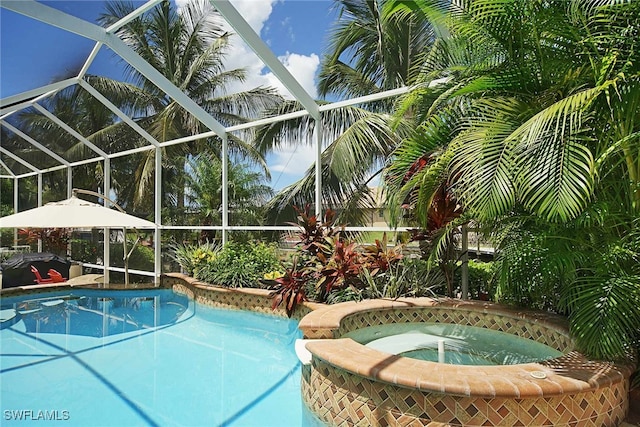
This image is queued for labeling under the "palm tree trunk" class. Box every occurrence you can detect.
[622,145,640,213]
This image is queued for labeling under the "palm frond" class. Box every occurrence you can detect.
[448,97,524,220]
[510,87,600,221]
[562,273,640,360]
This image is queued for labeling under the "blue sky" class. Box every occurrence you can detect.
[0,0,339,190]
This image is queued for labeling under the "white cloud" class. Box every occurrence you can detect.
[262,52,319,99]
[228,0,275,34]
[177,0,319,100]
[270,145,315,174]
[175,0,273,34]
[175,0,321,189]
[268,144,317,189]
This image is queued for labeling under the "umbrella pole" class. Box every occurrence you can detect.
[124,233,142,288]
[71,189,147,287]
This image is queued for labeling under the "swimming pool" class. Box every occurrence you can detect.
[1,289,323,426]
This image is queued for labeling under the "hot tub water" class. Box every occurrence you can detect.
[344,322,563,365]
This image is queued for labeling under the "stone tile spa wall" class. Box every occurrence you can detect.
[298,298,633,427]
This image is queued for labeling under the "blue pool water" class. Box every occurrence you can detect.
[0,289,323,426]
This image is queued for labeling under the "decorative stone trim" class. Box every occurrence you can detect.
[302,357,629,427]
[162,272,320,319]
[300,298,573,351]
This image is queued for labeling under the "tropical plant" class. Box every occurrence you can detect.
[170,240,220,277]
[269,258,309,317]
[8,0,283,217]
[465,259,494,300]
[318,0,442,100]
[255,0,440,225]
[394,155,465,297]
[268,206,406,315]
[197,241,281,288]
[70,238,100,264]
[360,232,403,275]
[184,153,274,241]
[18,228,71,256]
[325,257,446,303]
[256,103,411,226]
[384,0,640,360]
[108,241,155,272]
[15,84,126,203]
[289,204,340,257]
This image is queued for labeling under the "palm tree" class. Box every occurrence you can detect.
[254,0,440,225]
[15,84,133,205]
[256,101,412,225]
[8,0,282,219]
[385,0,640,360]
[185,153,273,242]
[318,0,442,102]
[96,0,282,217]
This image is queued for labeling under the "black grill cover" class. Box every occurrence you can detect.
[1,252,70,288]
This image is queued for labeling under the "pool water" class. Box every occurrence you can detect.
[344,322,563,365]
[0,289,323,426]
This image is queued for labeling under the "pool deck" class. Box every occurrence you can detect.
[0,274,165,294]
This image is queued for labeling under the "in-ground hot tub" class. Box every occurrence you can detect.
[297,298,632,427]
[343,322,564,366]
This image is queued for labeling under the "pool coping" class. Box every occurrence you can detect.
[298,298,634,399]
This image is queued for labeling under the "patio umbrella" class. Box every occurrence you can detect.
[0,196,155,229]
[0,195,157,286]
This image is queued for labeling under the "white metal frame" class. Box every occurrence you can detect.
[0,0,411,284]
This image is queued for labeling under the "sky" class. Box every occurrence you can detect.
[0,0,340,190]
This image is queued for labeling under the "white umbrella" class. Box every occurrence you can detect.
[0,195,156,229]
[0,194,157,286]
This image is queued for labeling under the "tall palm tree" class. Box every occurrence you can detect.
[254,0,440,225]
[96,0,282,217]
[385,0,640,360]
[8,0,283,219]
[318,0,442,102]
[256,101,412,225]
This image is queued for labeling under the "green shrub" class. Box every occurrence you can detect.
[325,257,447,303]
[169,241,220,276]
[468,259,495,300]
[197,241,281,288]
[325,286,364,304]
[70,239,99,264]
[1,228,14,249]
[109,242,155,271]
[451,259,495,300]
